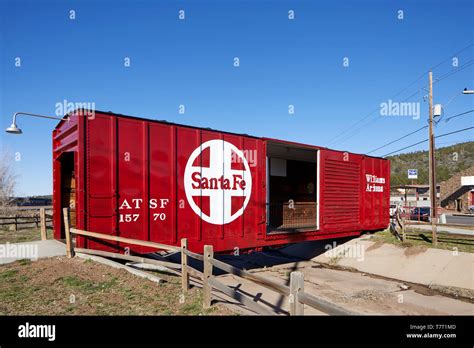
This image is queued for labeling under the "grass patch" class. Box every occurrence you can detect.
[0,257,233,316]
[18,259,32,266]
[0,269,19,279]
[57,275,119,294]
[371,228,474,253]
[0,227,54,244]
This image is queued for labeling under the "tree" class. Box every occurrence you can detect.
[0,151,17,213]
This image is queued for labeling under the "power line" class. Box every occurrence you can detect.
[336,89,425,147]
[324,43,474,147]
[325,78,427,147]
[427,44,474,71]
[382,126,474,157]
[434,60,474,83]
[382,139,428,157]
[365,109,472,156]
[436,139,473,146]
[366,125,427,154]
[437,127,474,139]
[444,109,474,122]
[339,60,474,148]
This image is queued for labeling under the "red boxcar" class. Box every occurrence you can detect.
[52,110,390,254]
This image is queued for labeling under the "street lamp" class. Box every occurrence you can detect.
[463,88,474,94]
[5,112,69,134]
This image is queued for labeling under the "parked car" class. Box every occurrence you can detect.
[409,207,431,222]
[469,205,474,214]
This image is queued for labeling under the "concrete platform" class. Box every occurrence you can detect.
[0,240,66,265]
[312,238,474,291]
[215,265,474,315]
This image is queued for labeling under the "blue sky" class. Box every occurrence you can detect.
[1,0,473,196]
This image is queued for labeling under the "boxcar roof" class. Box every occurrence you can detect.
[55,109,387,161]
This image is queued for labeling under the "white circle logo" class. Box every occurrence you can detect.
[184,139,252,225]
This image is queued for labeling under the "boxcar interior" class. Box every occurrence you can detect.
[266,142,318,234]
[60,152,76,236]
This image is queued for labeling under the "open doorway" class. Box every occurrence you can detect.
[60,152,76,231]
[266,142,318,234]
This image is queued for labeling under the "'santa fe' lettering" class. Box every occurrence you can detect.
[191,172,246,190]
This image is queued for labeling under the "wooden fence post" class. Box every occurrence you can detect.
[401,218,406,242]
[14,215,17,231]
[398,208,406,242]
[40,208,47,240]
[181,238,189,293]
[290,271,305,315]
[63,207,74,258]
[203,245,214,309]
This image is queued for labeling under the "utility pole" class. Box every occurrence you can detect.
[428,71,438,246]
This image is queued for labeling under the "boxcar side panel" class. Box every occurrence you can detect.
[319,149,363,233]
[84,115,118,251]
[149,123,176,246]
[361,156,390,230]
[222,133,245,240]
[176,127,201,242]
[117,118,148,253]
[200,129,224,242]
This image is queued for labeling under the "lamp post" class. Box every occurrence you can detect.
[5,112,69,134]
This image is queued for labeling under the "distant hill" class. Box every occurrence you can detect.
[387,141,474,187]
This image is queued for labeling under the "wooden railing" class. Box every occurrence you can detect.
[0,207,52,240]
[390,206,406,242]
[63,208,353,316]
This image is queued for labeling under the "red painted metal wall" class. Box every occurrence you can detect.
[52,111,390,254]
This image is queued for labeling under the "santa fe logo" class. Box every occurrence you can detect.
[184,139,252,225]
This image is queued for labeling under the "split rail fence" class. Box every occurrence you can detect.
[0,207,52,240]
[62,207,353,316]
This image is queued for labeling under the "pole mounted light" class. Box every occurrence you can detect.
[463,88,474,95]
[5,112,69,134]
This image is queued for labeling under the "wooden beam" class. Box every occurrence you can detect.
[63,208,74,258]
[182,248,204,261]
[75,253,164,284]
[297,292,354,315]
[181,238,189,293]
[290,271,304,315]
[203,245,213,309]
[209,257,290,296]
[70,227,181,252]
[186,265,203,280]
[73,248,182,275]
[208,278,274,315]
[40,208,47,240]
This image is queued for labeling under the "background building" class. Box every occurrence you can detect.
[440,166,474,213]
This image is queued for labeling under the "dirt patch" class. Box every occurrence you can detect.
[404,245,428,257]
[342,289,391,303]
[313,260,474,304]
[0,257,234,316]
[429,285,474,300]
[366,240,384,252]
